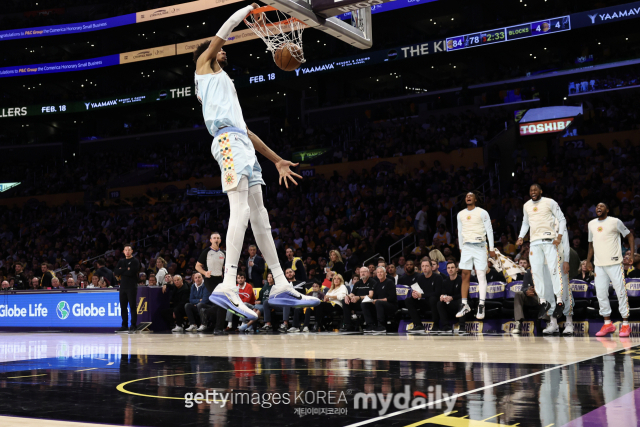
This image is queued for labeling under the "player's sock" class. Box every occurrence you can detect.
[623,319,629,326]
[219,177,250,289]
[556,296,562,305]
[247,184,286,285]
[479,299,485,305]
[604,319,612,325]
[476,269,487,301]
[539,298,547,305]
[566,315,572,324]
[461,298,467,305]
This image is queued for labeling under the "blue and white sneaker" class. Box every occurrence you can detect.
[209,288,258,321]
[268,283,321,308]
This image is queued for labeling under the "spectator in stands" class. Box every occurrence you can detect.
[51,277,64,289]
[138,272,149,286]
[40,263,53,288]
[88,275,100,289]
[396,256,407,276]
[228,272,255,332]
[438,261,464,333]
[66,277,76,288]
[342,266,375,331]
[500,235,516,258]
[386,263,399,284]
[515,259,530,280]
[162,274,190,333]
[433,224,452,246]
[411,239,429,258]
[628,255,640,279]
[185,273,206,332]
[12,263,27,290]
[155,257,168,285]
[148,275,158,286]
[328,250,345,276]
[429,249,448,275]
[515,242,530,262]
[574,260,594,282]
[346,269,360,292]
[623,251,635,278]
[313,273,348,332]
[1,281,9,290]
[284,248,306,282]
[362,266,397,333]
[343,248,359,273]
[431,259,441,275]
[30,277,40,290]
[406,258,442,334]
[95,258,115,288]
[247,245,265,287]
[572,237,587,260]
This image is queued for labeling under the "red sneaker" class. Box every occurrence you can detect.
[619,324,631,338]
[595,323,616,337]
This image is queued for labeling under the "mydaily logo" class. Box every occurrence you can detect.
[353,385,457,416]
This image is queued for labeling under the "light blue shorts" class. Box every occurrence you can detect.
[212,126,265,193]
[459,243,488,271]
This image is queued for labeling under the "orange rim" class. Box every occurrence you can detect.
[245,6,304,28]
[247,5,278,14]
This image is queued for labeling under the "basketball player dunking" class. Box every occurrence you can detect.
[587,203,633,337]
[193,3,320,320]
[455,193,495,320]
[516,184,568,320]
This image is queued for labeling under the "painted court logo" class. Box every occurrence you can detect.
[56,301,70,320]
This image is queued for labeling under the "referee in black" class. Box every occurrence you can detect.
[114,244,141,332]
[195,231,227,333]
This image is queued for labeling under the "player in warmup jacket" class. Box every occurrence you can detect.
[587,202,634,338]
[455,192,495,320]
[193,3,319,320]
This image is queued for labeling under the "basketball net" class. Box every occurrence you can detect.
[244,6,306,63]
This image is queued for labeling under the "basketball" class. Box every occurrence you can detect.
[274,43,303,71]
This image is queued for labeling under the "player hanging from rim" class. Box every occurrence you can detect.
[455,192,495,320]
[587,202,633,338]
[516,184,568,320]
[193,3,320,320]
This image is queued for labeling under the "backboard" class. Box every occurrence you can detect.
[259,0,372,49]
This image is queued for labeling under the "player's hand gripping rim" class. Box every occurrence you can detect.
[276,159,302,188]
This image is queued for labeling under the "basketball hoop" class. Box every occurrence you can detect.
[244,6,306,64]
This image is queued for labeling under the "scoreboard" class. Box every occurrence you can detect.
[446,16,570,52]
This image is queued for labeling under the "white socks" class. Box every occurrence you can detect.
[221,177,250,289]
[604,319,612,325]
[557,296,562,304]
[462,298,467,305]
[550,317,558,327]
[566,315,572,324]
[623,320,629,326]
[476,269,487,301]
[247,183,287,287]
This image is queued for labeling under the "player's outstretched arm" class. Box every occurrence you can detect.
[247,129,302,188]
[196,4,258,73]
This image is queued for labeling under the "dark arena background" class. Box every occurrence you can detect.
[1,0,640,426]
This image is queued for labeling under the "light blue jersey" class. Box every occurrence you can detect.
[195,69,247,135]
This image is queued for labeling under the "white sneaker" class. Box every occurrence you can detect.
[209,286,258,320]
[269,282,321,308]
[288,326,300,333]
[171,325,183,333]
[456,303,471,318]
[197,325,207,332]
[185,325,197,332]
[302,326,309,332]
[563,322,574,335]
[543,323,559,335]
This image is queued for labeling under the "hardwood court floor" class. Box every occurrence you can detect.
[0,332,637,426]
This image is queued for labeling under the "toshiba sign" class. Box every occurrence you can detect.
[519,118,574,136]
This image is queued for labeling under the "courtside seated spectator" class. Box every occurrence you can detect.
[148,275,158,286]
[515,259,529,281]
[574,260,594,283]
[254,272,275,331]
[185,273,207,332]
[362,266,397,333]
[31,277,41,290]
[291,282,325,332]
[627,254,640,279]
[95,258,116,287]
[1,280,9,290]
[511,270,546,334]
[12,263,28,290]
[40,263,53,288]
[227,273,255,332]
[51,277,64,289]
[398,260,419,287]
[155,257,168,285]
[162,275,190,332]
[313,273,347,332]
[66,277,76,288]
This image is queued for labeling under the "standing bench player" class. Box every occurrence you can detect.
[193,3,320,320]
[455,192,495,320]
[516,184,567,320]
[587,203,633,337]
